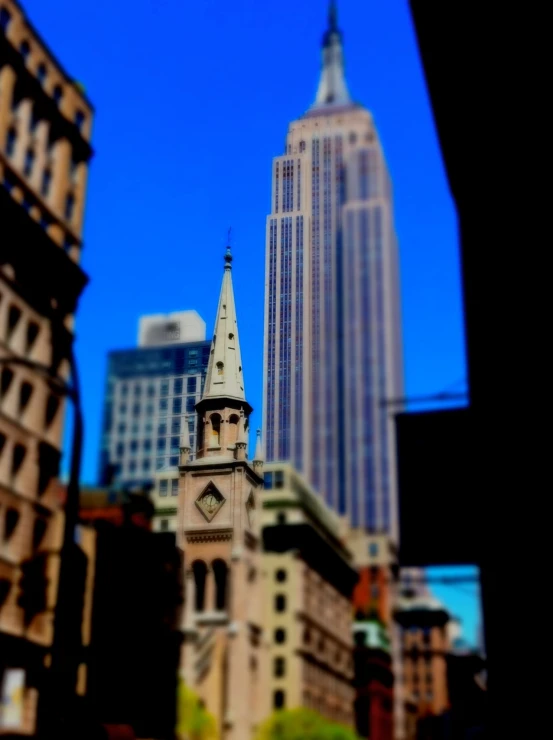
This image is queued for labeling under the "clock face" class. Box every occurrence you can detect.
[203,493,219,514]
[195,483,226,522]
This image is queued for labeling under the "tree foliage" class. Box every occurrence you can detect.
[255,707,361,740]
[176,680,218,740]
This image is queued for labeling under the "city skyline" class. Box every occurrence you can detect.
[21,0,473,642]
[263,3,404,536]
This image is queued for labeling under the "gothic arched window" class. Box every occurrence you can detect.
[210,413,221,446]
[192,560,207,612]
[212,559,228,611]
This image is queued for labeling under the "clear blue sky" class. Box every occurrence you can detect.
[25,0,479,644]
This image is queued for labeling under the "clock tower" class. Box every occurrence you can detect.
[177,247,268,739]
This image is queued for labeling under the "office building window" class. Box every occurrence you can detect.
[120,383,128,396]
[132,403,140,417]
[159,398,168,416]
[156,457,165,470]
[147,384,155,397]
[263,472,273,489]
[0,7,11,32]
[65,194,75,221]
[23,149,34,177]
[19,40,30,61]
[133,383,142,397]
[174,378,183,395]
[75,110,85,131]
[117,423,126,435]
[169,455,179,466]
[274,657,285,678]
[160,381,169,397]
[143,459,151,472]
[186,396,196,413]
[172,398,182,415]
[128,460,136,473]
[6,128,16,157]
[160,480,168,497]
[158,423,167,436]
[171,418,181,434]
[119,404,127,415]
[171,479,179,496]
[273,690,285,710]
[116,442,124,457]
[157,438,166,452]
[146,404,153,416]
[187,377,196,393]
[170,436,180,454]
[41,169,51,196]
[130,440,138,454]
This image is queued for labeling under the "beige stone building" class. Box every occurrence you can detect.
[177,248,269,740]
[261,461,358,727]
[1,0,93,732]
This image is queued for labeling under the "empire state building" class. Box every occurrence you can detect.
[262,2,404,538]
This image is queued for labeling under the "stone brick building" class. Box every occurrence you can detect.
[177,248,269,740]
[1,0,93,732]
[262,462,358,727]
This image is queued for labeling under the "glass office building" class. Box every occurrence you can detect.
[98,312,211,488]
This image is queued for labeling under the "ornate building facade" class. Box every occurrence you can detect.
[1,0,93,732]
[177,249,269,740]
[262,462,357,726]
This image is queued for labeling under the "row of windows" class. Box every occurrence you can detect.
[114,433,195,457]
[116,376,197,398]
[159,478,179,497]
[0,368,61,431]
[0,505,48,552]
[4,129,78,221]
[116,455,182,474]
[116,395,196,417]
[0,7,87,130]
[263,471,284,489]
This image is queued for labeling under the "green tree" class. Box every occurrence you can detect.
[176,680,218,740]
[255,707,360,740]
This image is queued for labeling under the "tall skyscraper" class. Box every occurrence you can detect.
[263,2,403,537]
[98,311,211,488]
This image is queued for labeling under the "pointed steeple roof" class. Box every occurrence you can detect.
[310,1,352,112]
[200,246,248,406]
[253,429,263,463]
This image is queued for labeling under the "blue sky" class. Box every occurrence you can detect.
[24,0,479,644]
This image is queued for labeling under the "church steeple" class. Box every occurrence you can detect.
[201,245,247,406]
[312,1,351,110]
[195,246,253,460]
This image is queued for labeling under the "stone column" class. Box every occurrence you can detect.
[12,98,33,172]
[50,136,72,216]
[0,65,16,146]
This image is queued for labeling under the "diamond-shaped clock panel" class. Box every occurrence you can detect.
[195,482,226,522]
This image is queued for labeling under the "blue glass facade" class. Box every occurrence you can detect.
[98,341,210,488]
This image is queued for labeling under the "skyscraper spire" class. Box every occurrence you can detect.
[312,0,351,109]
[201,245,246,404]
